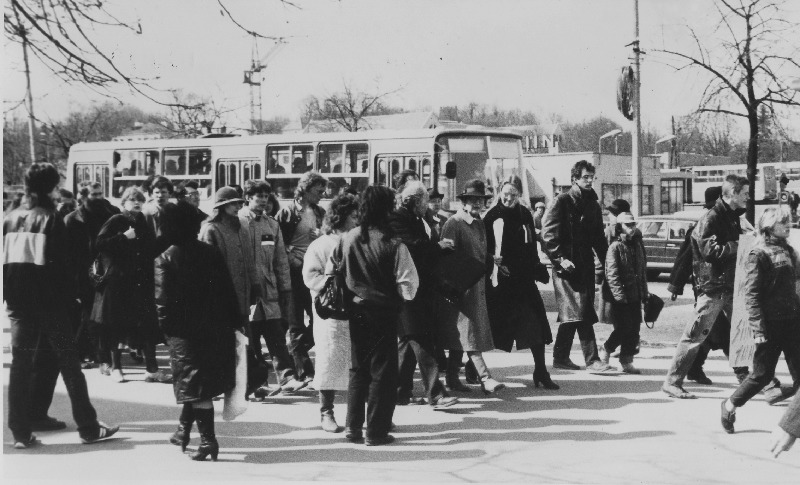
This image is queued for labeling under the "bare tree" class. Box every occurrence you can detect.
[658,0,800,221]
[164,91,237,137]
[303,84,403,132]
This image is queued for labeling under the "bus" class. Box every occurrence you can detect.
[690,161,800,202]
[66,128,528,213]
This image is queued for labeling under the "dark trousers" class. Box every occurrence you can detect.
[73,301,96,362]
[553,320,600,365]
[288,264,315,379]
[603,302,641,363]
[346,306,397,439]
[28,332,60,421]
[320,390,336,417]
[97,335,159,373]
[397,334,446,402]
[729,322,800,407]
[7,307,99,440]
[249,318,297,386]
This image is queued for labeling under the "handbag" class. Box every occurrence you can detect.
[223,330,249,421]
[88,252,114,290]
[314,241,350,320]
[643,293,665,329]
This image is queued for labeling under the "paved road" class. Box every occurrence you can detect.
[4,278,799,484]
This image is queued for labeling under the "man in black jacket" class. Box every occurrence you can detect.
[541,160,612,373]
[4,163,118,448]
[662,175,749,399]
[388,181,458,409]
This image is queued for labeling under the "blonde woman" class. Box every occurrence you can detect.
[721,207,800,433]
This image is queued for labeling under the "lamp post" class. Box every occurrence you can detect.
[655,134,677,169]
[598,129,623,154]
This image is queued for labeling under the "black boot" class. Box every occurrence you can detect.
[170,404,194,452]
[464,359,480,385]
[189,408,218,462]
[531,344,559,390]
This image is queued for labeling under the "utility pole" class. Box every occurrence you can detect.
[631,0,642,216]
[16,12,37,161]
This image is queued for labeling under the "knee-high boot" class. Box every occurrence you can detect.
[170,403,194,452]
[189,408,218,462]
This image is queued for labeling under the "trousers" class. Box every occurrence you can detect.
[250,318,297,385]
[665,291,732,387]
[346,305,398,439]
[553,320,600,365]
[7,306,99,440]
[397,334,447,402]
[288,264,315,379]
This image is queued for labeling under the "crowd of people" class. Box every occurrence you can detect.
[4,159,799,459]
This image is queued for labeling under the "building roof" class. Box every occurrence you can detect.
[285,111,439,134]
[676,152,733,168]
[500,124,563,136]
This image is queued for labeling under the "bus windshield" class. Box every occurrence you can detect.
[435,134,523,209]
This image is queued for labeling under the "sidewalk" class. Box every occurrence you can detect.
[3,342,798,484]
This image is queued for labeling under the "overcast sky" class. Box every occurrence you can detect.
[3,0,799,136]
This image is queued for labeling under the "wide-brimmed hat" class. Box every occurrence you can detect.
[213,186,245,209]
[456,179,492,200]
[617,212,636,224]
[606,198,631,216]
[704,186,722,209]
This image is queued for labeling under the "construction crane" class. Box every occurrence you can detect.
[243,36,286,134]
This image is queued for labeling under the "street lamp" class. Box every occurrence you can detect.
[599,129,623,154]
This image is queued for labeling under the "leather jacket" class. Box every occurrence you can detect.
[691,199,742,295]
[743,239,800,339]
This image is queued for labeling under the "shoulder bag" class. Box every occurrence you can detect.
[314,240,350,320]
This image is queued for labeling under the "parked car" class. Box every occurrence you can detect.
[636,213,702,277]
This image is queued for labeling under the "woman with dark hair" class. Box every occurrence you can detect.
[156,200,240,461]
[340,186,419,446]
[303,193,360,433]
[92,186,169,383]
[485,177,558,390]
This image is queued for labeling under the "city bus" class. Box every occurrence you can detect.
[690,161,800,202]
[66,128,528,213]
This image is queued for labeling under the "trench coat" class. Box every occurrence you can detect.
[541,186,608,324]
[484,203,552,351]
[438,210,494,351]
[155,240,239,403]
[90,210,160,343]
[199,217,258,325]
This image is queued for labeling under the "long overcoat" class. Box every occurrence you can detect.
[388,206,446,337]
[438,210,494,351]
[541,186,608,324]
[484,202,552,351]
[155,240,240,403]
[90,210,160,343]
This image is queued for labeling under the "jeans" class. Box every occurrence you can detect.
[397,334,447,402]
[665,291,732,387]
[729,321,800,407]
[346,305,398,439]
[553,320,600,365]
[288,264,315,379]
[250,319,297,385]
[28,331,60,421]
[7,307,99,441]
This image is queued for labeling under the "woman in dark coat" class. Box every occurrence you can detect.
[156,201,241,461]
[485,177,557,390]
[91,187,166,383]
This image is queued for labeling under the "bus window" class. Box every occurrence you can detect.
[292,145,314,173]
[266,178,299,199]
[421,158,432,187]
[391,159,400,185]
[164,150,186,176]
[345,143,368,173]
[217,164,227,188]
[189,149,212,175]
[114,150,158,177]
[74,163,110,197]
[326,176,369,197]
[229,164,237,186]
[377,158,388,185]
[243,163,251,182]
[319,143,344,173]
[407,158,417,172]
[253,164,261,180]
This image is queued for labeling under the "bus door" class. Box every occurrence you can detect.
[73,162,111,197]
[216,159,262,191]
[375,153,431,189]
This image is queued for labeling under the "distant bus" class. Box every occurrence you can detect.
[66,128,527,213]
[690,161,800,202]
